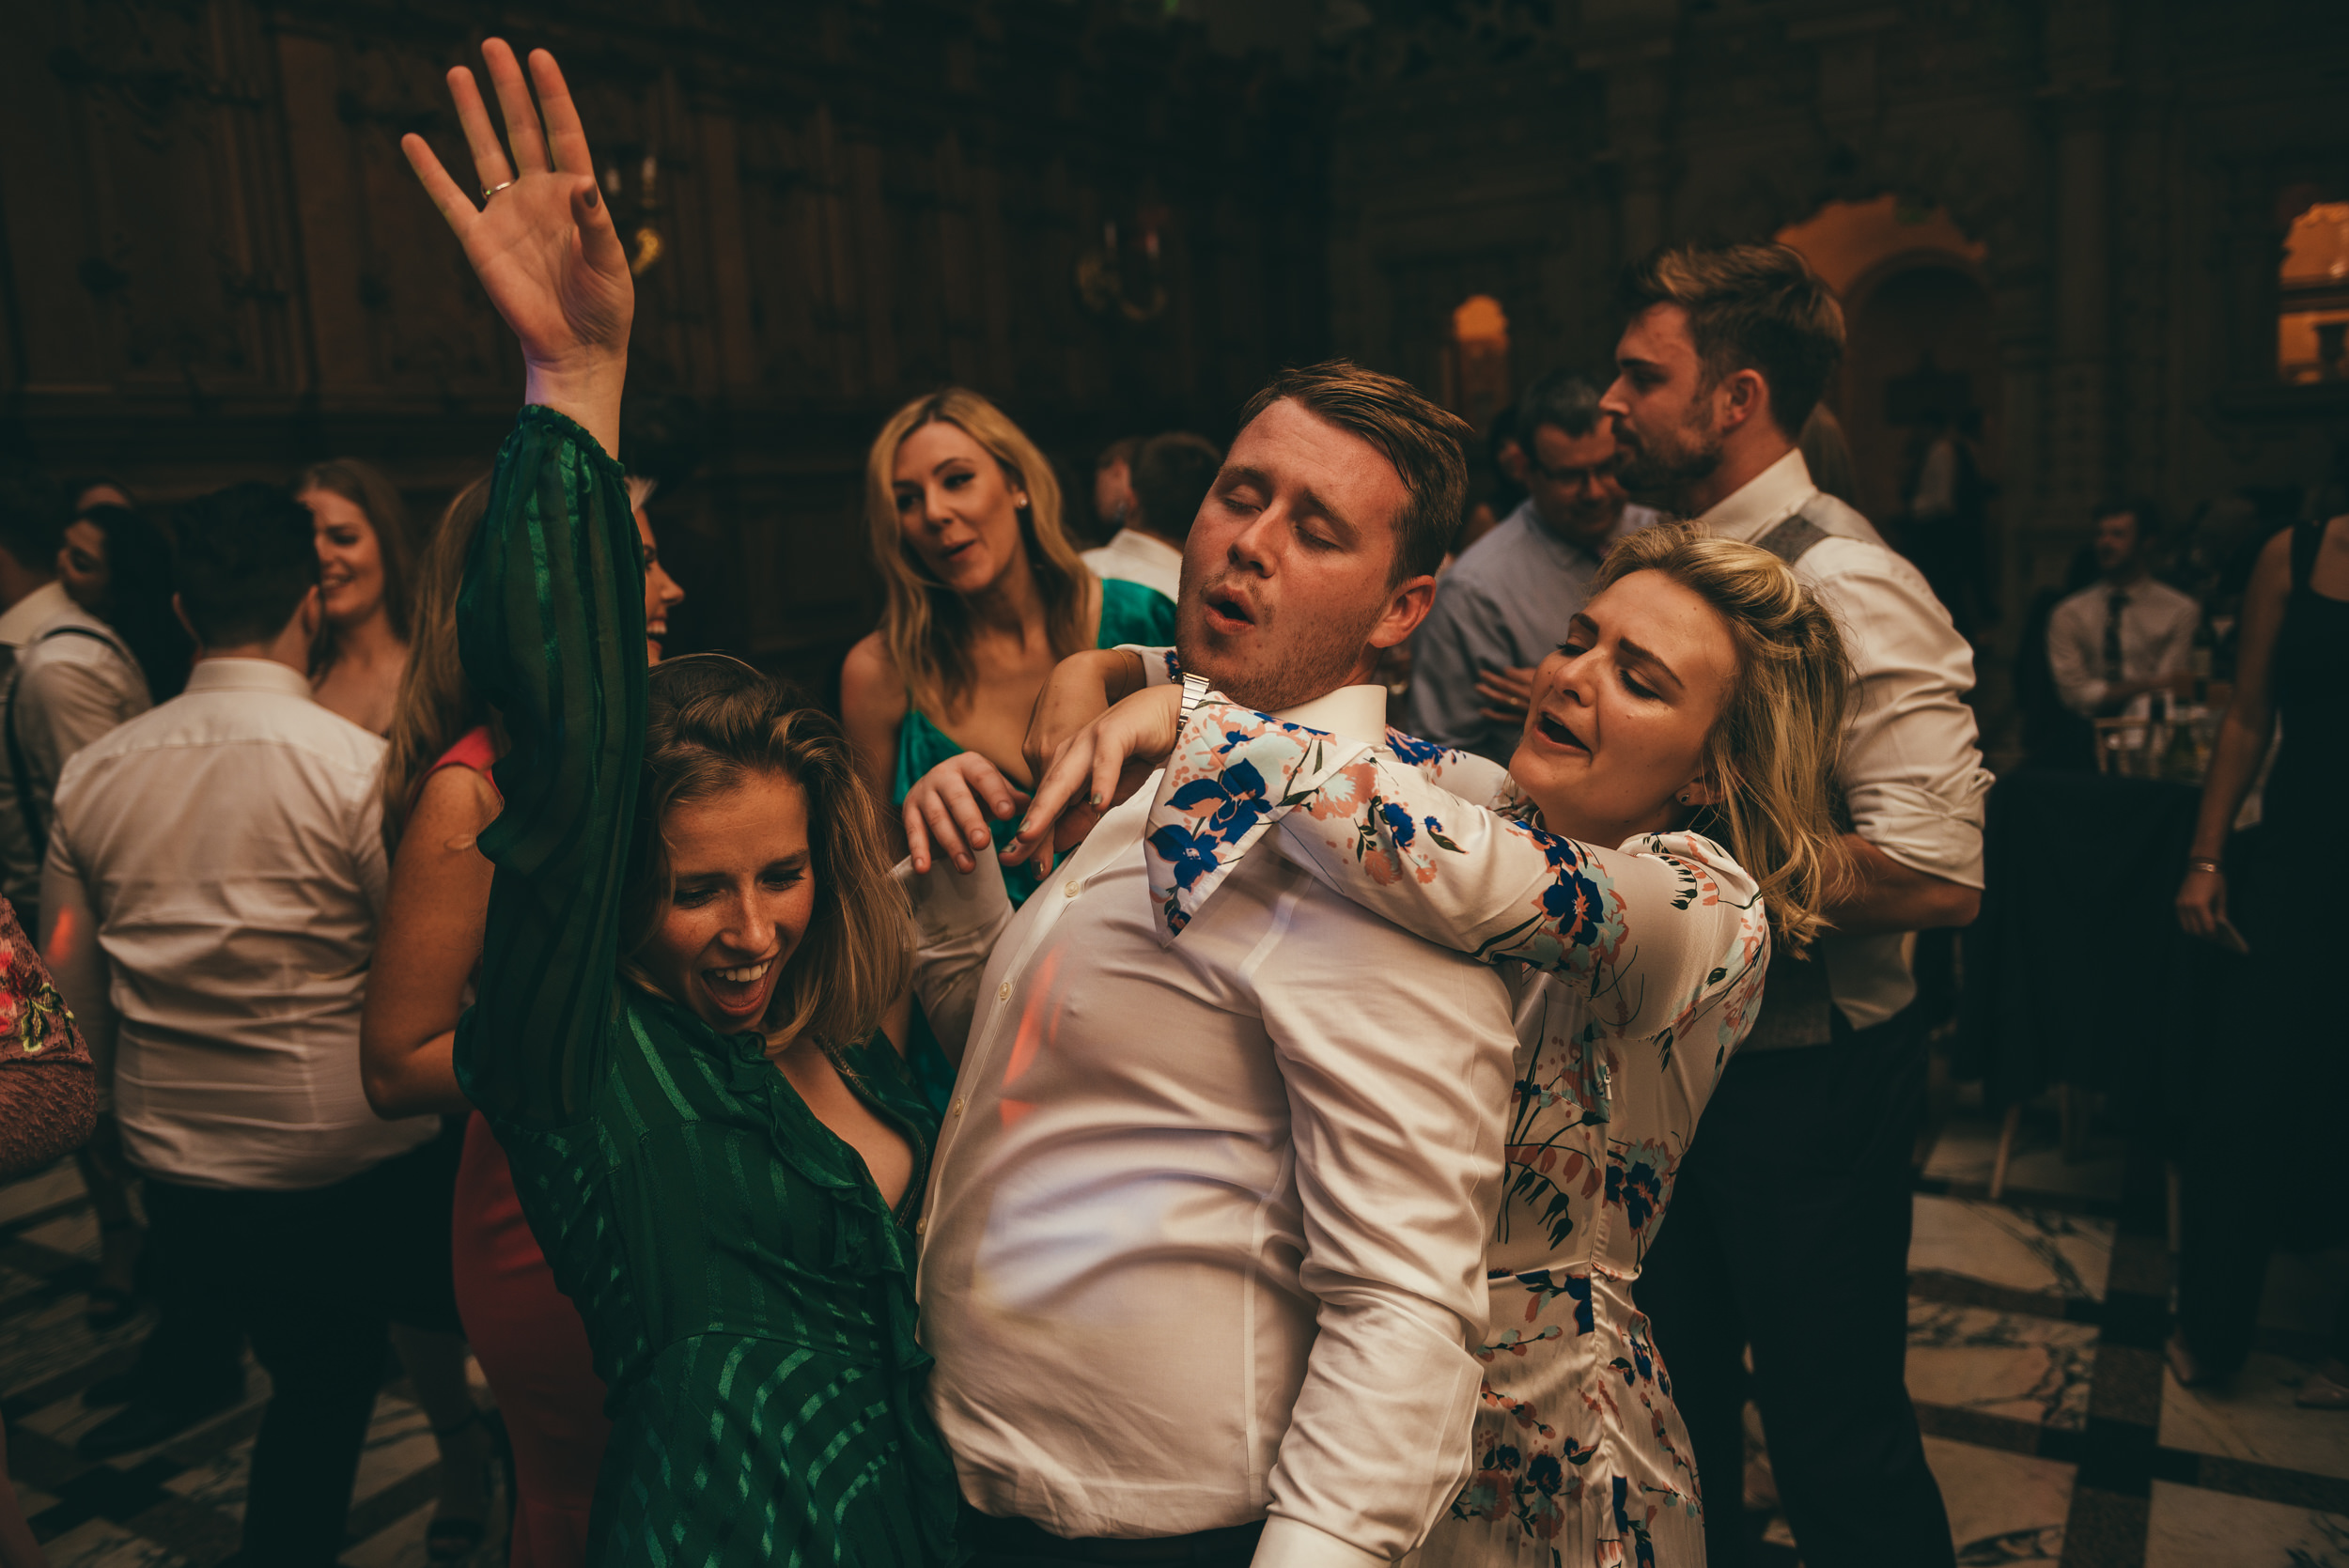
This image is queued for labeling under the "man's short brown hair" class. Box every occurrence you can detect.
[1236,359,1469,583]
[1618,242,1845,437]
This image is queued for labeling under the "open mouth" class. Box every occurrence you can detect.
[1201,587,1255,630]
[701,955,777,1017]
[937,537,978,564]
[1535,712,1590,754]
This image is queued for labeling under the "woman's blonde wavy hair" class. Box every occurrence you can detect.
[1593,522,1853,957]
[863,388,1090,716]
[618,657,911,1057]
[381,475,496,852]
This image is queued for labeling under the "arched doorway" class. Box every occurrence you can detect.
[1441,293,1513,432]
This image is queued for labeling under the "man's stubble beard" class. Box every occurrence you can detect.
[1616,411,1725,518]
[1175,583,1388,714]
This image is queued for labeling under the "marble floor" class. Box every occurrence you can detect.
[0,1162,503,1567]
[1739,1090,2349,1567]
[2,1094,2345,1565]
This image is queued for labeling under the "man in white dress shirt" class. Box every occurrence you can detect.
[2046,499,2200,719]
[1080,430,1221,605]
[43,483,438,1567]
[1600,243,1990,1568]
[906,362,1518,1568]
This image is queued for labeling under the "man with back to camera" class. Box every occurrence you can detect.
[2046,497,2199,720]
[900,361,1517,1568]
[1601,242,1990,1568]
[1081,430,1223,605]
[1404,370,1659,761]
[41,482,441,1567]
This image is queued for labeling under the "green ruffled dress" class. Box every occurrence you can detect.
[454,407,960,1567]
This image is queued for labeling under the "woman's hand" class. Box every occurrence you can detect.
[2175,864,2242,950]
[1475,663,1538,729]
[903,753,1029,876]
[400,40,631,454]
[1003,685,1184,870]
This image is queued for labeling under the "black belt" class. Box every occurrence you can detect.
[957,1503,1266,1565]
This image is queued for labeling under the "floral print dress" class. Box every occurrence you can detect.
[1140,699,1770,1568]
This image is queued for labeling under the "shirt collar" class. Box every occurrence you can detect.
[182,657,318,701]
[1111,529,1184,566]
[0,582,71,648]
[1695,447,1817,543]
[1270,684,1387,746]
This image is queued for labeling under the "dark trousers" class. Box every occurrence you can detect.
[958,1503,1262,1568]
[1637,1009,1952,1568]
[137,1156,412,1567]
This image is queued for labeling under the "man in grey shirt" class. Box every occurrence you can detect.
[1402,371,1657,759]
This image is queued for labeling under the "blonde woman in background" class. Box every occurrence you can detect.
[839,388,1174,1105]
[298,458,419,734]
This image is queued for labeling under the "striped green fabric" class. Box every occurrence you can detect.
[452,406,960,1566]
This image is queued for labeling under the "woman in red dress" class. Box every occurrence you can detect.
[360,473,685,1565]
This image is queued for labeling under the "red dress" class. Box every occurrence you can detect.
[431,728,611,1568]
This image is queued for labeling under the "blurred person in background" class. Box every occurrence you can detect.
[362,470,683,1567]
[0,467,70,918]
[1092,435,1140,540]
[2046,498,2198,721]
[1404,370,1658,761]
[1079,430,1220,606]
[17,500,192,1332]
[1798,403,1860,509]
[1453,403,1527,559]
[298,458,417,735]
[65,476,136,517]
[2173,495,2349,1405]
[1901,409,1997,630]
[41,482,442,1562]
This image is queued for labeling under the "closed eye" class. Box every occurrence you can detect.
[1621,669,1657,700]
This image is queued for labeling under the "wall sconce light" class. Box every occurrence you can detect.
[603,153,665,277]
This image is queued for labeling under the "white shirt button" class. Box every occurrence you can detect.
[950,1097,966,1117]
[997,981,1011,1002]
[913,1217,926,1235]
[1066,878,1082,897]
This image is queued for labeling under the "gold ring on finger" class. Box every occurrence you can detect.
[482,179,517,201]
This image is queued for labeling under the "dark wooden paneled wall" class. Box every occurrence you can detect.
[0,0,1329,685]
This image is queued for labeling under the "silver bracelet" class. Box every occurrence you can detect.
[1174,672,1211,742]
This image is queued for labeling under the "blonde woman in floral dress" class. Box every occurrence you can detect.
[911,523,1849,1565]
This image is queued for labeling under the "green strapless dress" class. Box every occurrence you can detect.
[454,407,960,1567]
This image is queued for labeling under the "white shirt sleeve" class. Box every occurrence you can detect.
[894,852,1015,1060]
[1251,882,1515,1562]
[16,653,135,802]
[1805,545,1992,889]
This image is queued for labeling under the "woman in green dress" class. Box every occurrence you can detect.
[402,41,958,1565]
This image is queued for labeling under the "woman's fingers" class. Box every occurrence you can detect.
[479,38,551,176]
[400,133,478,235]
[1012,739,1091,854]
[902,796,936,874]
[915,791,975,874]
[528,48,593,176]
[444,65,515,194]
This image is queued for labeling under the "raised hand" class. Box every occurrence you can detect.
[401,40,630,454]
